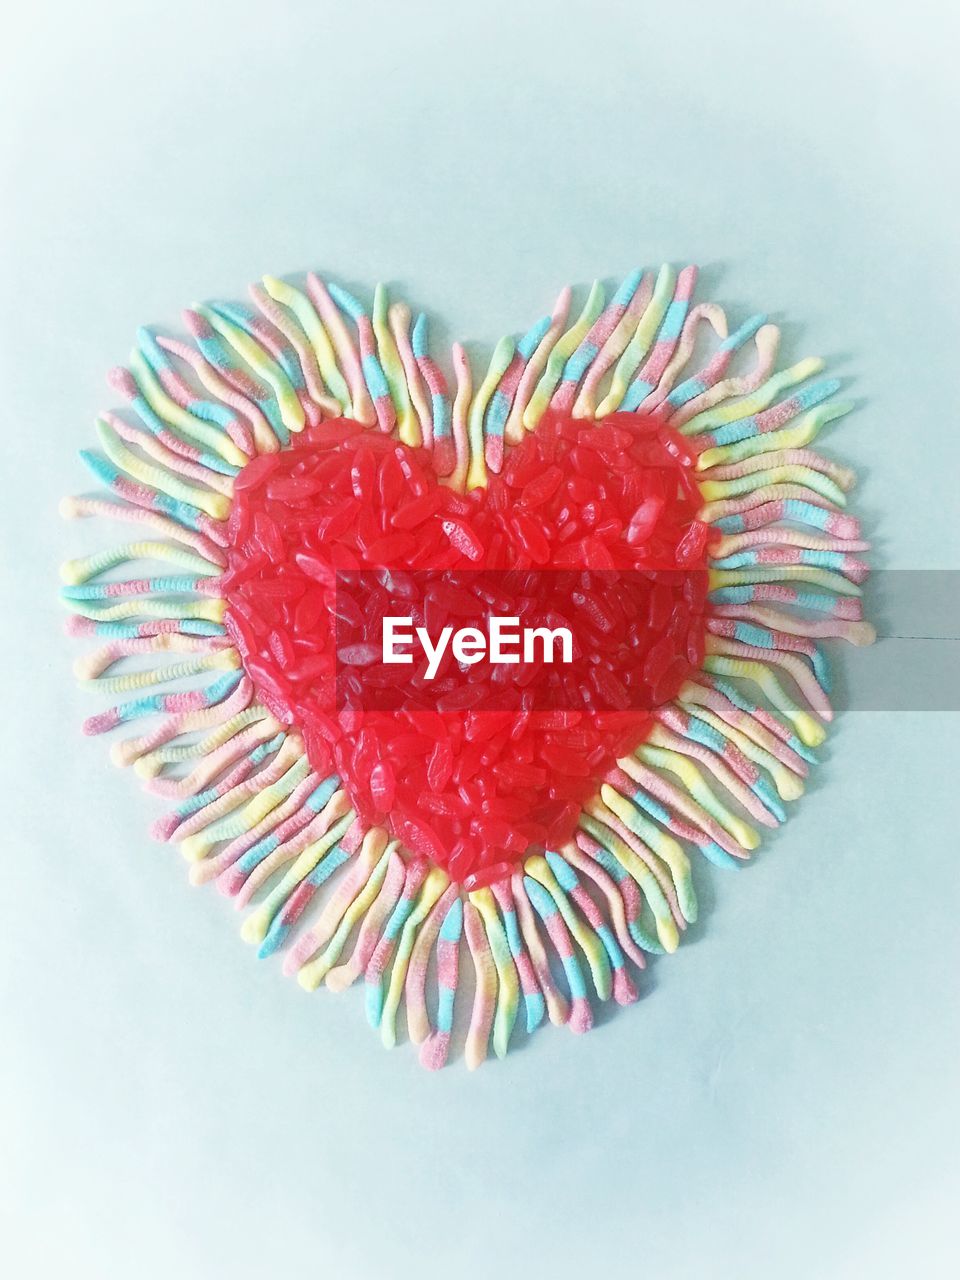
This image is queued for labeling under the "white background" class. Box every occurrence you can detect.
[2,2,959,1276]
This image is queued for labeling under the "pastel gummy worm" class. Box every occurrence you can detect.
[61,266,874,1069]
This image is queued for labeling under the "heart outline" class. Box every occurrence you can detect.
[61,265,874,1069]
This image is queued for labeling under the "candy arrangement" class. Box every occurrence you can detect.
[225,410,709,889]
[61,266,874,1068]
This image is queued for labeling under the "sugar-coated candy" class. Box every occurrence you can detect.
[224,410,708,881]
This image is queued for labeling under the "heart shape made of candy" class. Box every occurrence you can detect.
[222,410,709,891]
[61,266,874,1068]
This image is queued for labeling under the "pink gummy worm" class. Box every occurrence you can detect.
[550,286,641,414]
[568,880,637,1005]
[728,583,863,620]
[508,286,571,432]
[630,266,699,403]
[510,873,570,1026]
[669,328,778,430]
[325,852,406,992]
[249,284,338,418]
[84,633,228,678]
[199,772,325,888]
[156,334,264,454]
[561,840,646,969]
[153,756,258,844]
[529,897,592,1035]
[484,351,524,472]
[462,901,497,1062]
[389,307,431,448]
[305,274,374,425]
[404,883,460,1042]
[657,703,761,787]
[101,411,220,494]
[491,879,542,1000]
[604,757,742,860]
[448,343,471,489]
[592,805,691,919]
[702,449,855,490]
[413,344,449,459]
[154,724,276,824]
[680,679,809,774]
[576,273,654,411]
[603,763,747,860]
[643,303,724,415]
[573,832,647,933]
[711,527,869,555]
[232,801,345,909]
[108,371,207,463]
[365,859,427,985]
[419,926,460,1071]
[284,842,376,974]
[710,603,868,642]
[707,616,821,662]
[116,679,255,774]
[65,498,228,566]
[707,637,833,721]
[182,311,264,403]
[651,721,780,827]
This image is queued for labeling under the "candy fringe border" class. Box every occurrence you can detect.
[60,265,875,1069]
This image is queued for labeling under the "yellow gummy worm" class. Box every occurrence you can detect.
[95,419,230,520]
[511,872,570,1027]
[298,842,394,991]
[596,264,676,417]
[696,401,853,471]
[63,596,226,625]
[130,351,250,468]
[504,286,571,445]
[372,284,419,446]
[681,703,804,802]
[679,357,826,436]
[579,813,679,953]
[572,272,653,418]
[138,707,275,775]
[61,541,221,585]
[523,281,605,430]
[467,335,516,491]
[462,900,497,1071]
[261,275,352,414]
[447,343,472,493]
[389,303,434,448]
[196,304,305,433]
[166,336,279,455]
[469,886,520,1058]
[704,655,827,747]
[381,867,450,1049]
[524,853,612,1000]
[179,755,315,862]
[699,459,848,507]
[708,564,861,597]
[79,650,239,694]
[301,827,390,962]
[638,742,760,851]
[76,631,226,679]
[241,811,356,946]
[599,785,697,924]
[325,846,404,993]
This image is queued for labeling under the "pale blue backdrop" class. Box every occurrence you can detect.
[2,2,959,1277]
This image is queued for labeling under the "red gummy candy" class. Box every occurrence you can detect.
[223,410,708,884]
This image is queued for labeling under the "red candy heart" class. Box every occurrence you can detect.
[223,412,708,890]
